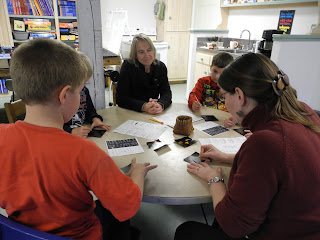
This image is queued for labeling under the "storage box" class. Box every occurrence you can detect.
[12,31,29,40]
[61,35,76,41]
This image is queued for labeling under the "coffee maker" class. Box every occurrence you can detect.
[258,29,283,58]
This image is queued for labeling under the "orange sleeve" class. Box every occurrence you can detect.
[188,77,205,109]
[88,150,141,222]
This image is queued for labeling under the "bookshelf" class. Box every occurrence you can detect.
[3,0,78,47]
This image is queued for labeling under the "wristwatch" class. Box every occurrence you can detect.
[208,177,224,187]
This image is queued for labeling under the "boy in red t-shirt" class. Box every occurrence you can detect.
[0,39,157,240]
[188,52,236,127]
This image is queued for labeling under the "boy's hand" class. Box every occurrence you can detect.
[71,126,91,138]
[127,158,158,178]
[91,118,111,131]
[192,101,202,112]
[223,116,236,128]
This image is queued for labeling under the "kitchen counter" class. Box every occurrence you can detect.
[196,47,251,57]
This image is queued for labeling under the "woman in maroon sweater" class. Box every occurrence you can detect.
[175,53,320,240]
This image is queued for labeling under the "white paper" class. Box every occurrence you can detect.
[194,121,229,137]
[113,120,167,140]
[106,138,144,157]
[198,137,246,154]
[152,110,203,127]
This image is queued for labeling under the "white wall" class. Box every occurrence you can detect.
[227,5,318,40]
[271,38,320,110]
[100,0,157,45]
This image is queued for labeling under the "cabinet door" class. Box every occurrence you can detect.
[165,0,193,32]
[165,32,190,81]
[194,62,210,87]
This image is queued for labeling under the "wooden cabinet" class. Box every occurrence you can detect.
[165,0,193,31]
[194,51,213,86]
[157,0,193,83]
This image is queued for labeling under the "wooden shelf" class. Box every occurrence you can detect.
[58,16,77,20]
[9,14,54,19]
[221,0,318,8]
[9,15,77,20]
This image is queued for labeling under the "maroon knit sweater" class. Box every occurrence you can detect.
[215,102,320,240]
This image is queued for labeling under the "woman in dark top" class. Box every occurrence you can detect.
[175,53,320,240]
[116,33,172,114]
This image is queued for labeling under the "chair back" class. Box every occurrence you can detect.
[0,214,71,239]
[4,99,26,123]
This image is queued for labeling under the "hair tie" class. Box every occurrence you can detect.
[272,70,290,96]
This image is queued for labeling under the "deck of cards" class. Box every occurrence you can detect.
[175,136,196,148]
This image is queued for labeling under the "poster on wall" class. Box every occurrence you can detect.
[277,10,295,34]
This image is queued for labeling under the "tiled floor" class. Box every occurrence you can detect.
[0,83,216,240]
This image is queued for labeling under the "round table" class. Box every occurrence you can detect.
[91,103,241,205]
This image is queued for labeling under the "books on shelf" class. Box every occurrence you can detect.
[6,0,54,16]
[58,0,76,17]
[29,32,55,39]
[0,80,9,94]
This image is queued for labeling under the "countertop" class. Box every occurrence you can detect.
[196,47,250,57]
[273,34,320,42]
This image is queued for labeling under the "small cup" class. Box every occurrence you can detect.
[230,41,238,49]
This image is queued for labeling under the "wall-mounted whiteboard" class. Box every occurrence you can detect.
[103,10,129,55]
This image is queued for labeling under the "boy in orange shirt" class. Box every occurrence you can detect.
[0,39,157,240]
[188,52,236,127]
[188,52,233,112]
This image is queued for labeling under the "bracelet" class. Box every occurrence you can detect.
[208,177,224,187]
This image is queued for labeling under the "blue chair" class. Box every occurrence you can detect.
[0,214,71,240]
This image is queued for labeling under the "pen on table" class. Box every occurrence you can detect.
[201,147,215,162]
[75,123,82,127]
[150,118,163,124]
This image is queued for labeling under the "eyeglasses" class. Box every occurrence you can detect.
[219,91,228,101]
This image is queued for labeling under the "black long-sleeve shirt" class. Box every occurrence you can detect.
[116,60,172,112]
[63,86,102,133]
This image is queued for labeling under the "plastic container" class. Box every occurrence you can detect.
[12,31,29,40]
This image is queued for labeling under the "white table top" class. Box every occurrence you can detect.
[92,103,242,205]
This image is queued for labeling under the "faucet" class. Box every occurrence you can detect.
[240,29,251,50]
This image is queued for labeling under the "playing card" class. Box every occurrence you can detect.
[120,164,131,174]
[184,152,202,164]
[88,129,106,138]
[234,128,250,136]
[147,140,168,152]
[175,137,197,148]
[201,115,218,121]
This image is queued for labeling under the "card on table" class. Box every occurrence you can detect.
[184,152,202,164]
[175,137,197,148]
[88,129,107,138]
[201,115,218,121]
[147,139,168,152]
[234,128,250,136]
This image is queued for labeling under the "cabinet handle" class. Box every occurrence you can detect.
[201,58,203,61]
[168,45,170,49]
[204,71,207,75]
[169,16,172,20]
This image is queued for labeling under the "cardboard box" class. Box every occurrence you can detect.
[61,35,76,41]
